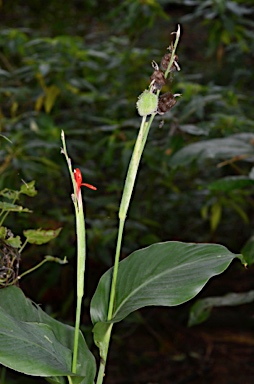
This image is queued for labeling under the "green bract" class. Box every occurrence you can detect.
[136,90,158,116]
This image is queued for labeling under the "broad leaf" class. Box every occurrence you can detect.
[188,290,254,326]
[169,133,254,168]
[23,228,62,244]
[90,241,244,325]
[0,287,96,383]
[0,311,72,376]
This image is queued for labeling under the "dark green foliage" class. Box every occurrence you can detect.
[0,286,96,382]
[0,0,253,325]
[0,0,254,382]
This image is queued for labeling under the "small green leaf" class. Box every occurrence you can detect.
[23,228,62,245]
[0,226,7,238]
[136,90,158,116]
[201,204,208,220]
[20,180,37,197]
[0,202,31,213]
[210,202,222,232]
[0,189,19,200]
[6,236,22,248]
[45,85,61,113]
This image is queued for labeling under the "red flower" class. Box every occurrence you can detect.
[74,168,97,196]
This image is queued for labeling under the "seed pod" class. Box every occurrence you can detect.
[136,90,158,116]
[157,92,178,115]
[160,53,179,72]
[150,61,166,91]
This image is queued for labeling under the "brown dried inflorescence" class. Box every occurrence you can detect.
[160,52,180,72]
[150,61,166,91]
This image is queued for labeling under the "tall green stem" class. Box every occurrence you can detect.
[72,194,86,372]
[107,115,150,320]
[61,131,86,374]
[96,25,181,384]
[95,116,156,384]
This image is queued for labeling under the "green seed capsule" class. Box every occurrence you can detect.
[136,90,158,116]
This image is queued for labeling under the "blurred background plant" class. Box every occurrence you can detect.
[1,0,254,382]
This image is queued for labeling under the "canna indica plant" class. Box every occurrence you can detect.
[0,26,246,384]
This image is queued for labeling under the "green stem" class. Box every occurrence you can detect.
[95,116,154,384]
[95,324,113,384]
[107,219,125,320]
[61,130,86,374]
[107,115,150,320]
[16,258,48,280]
[0,194,19,226]
[8,256,67,287]
[164,24,181,80]
[19,238,28,254]
[96,361,105,384]
[72,195,86,373]
[72,295,82,372]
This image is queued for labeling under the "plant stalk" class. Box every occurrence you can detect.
[95,323,113,384]
[107,115,150,321]
[95,116,155,384]
[61,131,86,374]
[97,25,182,383]
[72,194,86,372]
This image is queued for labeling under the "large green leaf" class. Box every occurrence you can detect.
[0,286,96,383]
[169,133,254,168]
[0,311,72,376]
[90,241,244,325]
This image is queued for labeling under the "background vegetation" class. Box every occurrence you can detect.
[1,0,254,383]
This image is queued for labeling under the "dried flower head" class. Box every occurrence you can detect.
[157,92,181,115]
[160,52,180,72]
[150,61,166,91]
